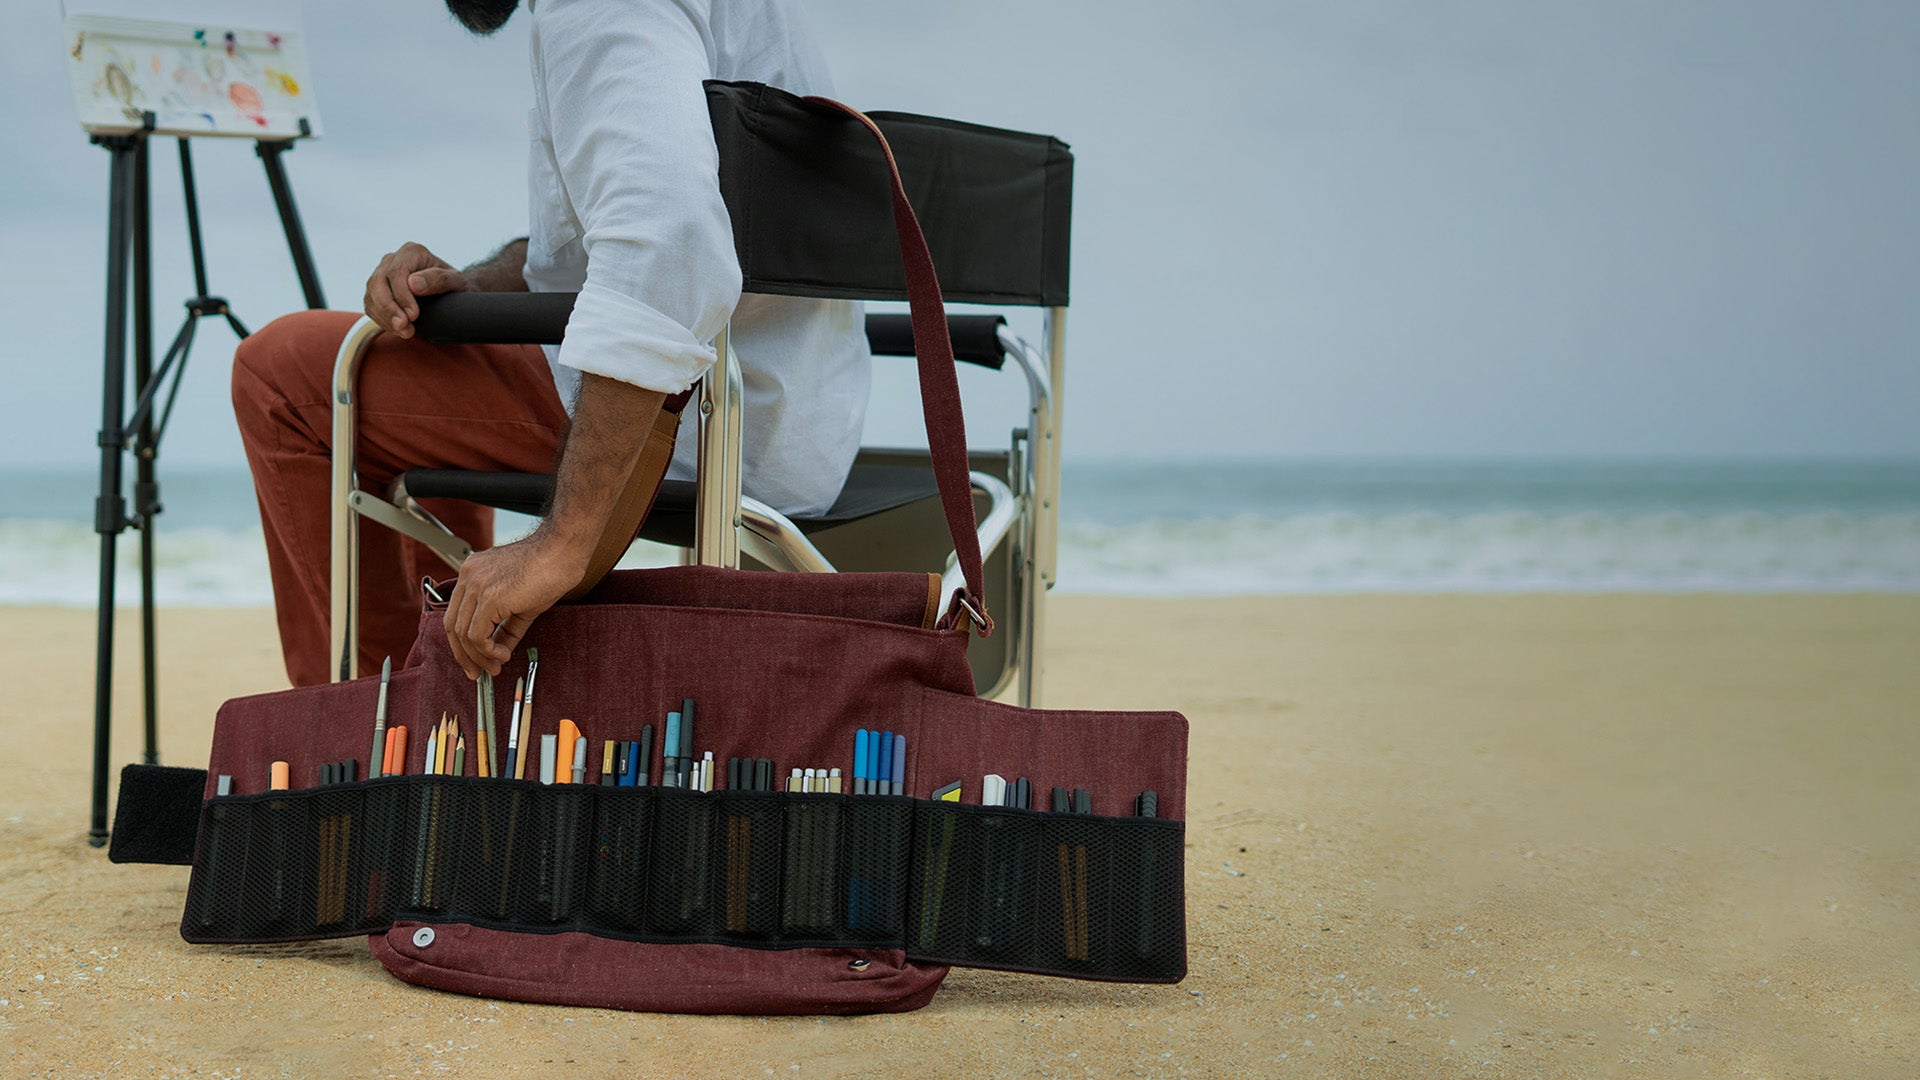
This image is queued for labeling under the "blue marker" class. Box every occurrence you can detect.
[663,711,682,788]
[854,729,870,795]
[890,734,906,796]
[877,730,893,796]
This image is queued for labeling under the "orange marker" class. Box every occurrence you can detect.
[555,719,580,785]
[388,725,409,776]
[270,761,289,791]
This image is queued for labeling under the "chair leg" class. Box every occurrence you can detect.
[998,322,1060,707]
[1021,534,1046,708]
[694,324,742,568]
[329,316,384,682]
[1011,433,1040,709]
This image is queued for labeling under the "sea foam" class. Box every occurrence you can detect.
[4,510,1916,605]
[1055,510,1920,595]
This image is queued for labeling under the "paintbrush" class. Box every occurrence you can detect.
[368,656,391,778]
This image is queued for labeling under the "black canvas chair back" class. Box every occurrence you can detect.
[412,81,1071,330]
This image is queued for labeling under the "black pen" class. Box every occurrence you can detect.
[678,698,697,788]
[1134,790,1159,964]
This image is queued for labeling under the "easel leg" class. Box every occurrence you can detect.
[256,140,327,310]
[134,137,160,767]
[90,133,320,844]
[90,136,138,847]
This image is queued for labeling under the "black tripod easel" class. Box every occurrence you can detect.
[88,113,326,846]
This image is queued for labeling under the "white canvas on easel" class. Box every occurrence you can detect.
[64,1,321,139]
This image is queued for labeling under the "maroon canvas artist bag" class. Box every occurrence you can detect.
[164,93,1189,1014]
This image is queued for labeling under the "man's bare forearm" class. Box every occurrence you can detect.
[461,237,531,292]
[538,373,670,561]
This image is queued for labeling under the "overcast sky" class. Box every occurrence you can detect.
[3,0,1916,470]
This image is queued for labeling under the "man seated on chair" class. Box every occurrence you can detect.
[232,0,868,687]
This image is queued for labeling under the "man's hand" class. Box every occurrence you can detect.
[444,530,591,679]
[441,374,668,677]
[363,241,470,339]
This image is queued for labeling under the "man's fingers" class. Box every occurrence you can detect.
[384,264,421,330]
[455,586,513,676]
[443,545,558,679]
[363,244,448,336]
[444,577,481,680]
[408,267,467,297]
[456,589,490,663]
[365,269,406,335]
[491,612,536,661]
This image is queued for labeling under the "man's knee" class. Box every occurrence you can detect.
[232,309,353,431]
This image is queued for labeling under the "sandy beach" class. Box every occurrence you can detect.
[2,594,1917,1077]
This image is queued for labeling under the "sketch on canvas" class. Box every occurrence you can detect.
[65,14,322,139]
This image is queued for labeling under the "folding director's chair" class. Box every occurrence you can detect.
[327,82,1071,703]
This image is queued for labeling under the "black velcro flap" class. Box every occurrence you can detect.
[108,764,208,865]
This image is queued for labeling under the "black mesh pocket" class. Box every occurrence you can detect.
[416,779,595,926]
[183,780,410,943]
[781,796,841,936]
[906,805,1037,963]
[646,789,717,934]
[716,793,784,938]
[905,802,1185,983]
[585,786,653,932]
[844,796,912,940]
[182,779,1184,983]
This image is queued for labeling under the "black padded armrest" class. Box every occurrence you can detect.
[864,314,1008,369]
[397,469,557,516]
[416,293,1010,370]
[413,291,578,345]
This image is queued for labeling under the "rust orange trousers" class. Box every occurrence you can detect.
[232,310,570,687]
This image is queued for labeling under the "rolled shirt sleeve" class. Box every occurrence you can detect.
[532,0,743,395]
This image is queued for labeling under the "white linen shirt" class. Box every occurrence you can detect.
[522,0,870,517]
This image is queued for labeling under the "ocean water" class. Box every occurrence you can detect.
[1,460,1916,605]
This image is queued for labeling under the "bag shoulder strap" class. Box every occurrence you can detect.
[803,96,992,636]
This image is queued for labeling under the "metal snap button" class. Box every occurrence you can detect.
[847,958,870,971]
[412,927,436,948]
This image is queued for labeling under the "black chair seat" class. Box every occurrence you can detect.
[396,462,941,549]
